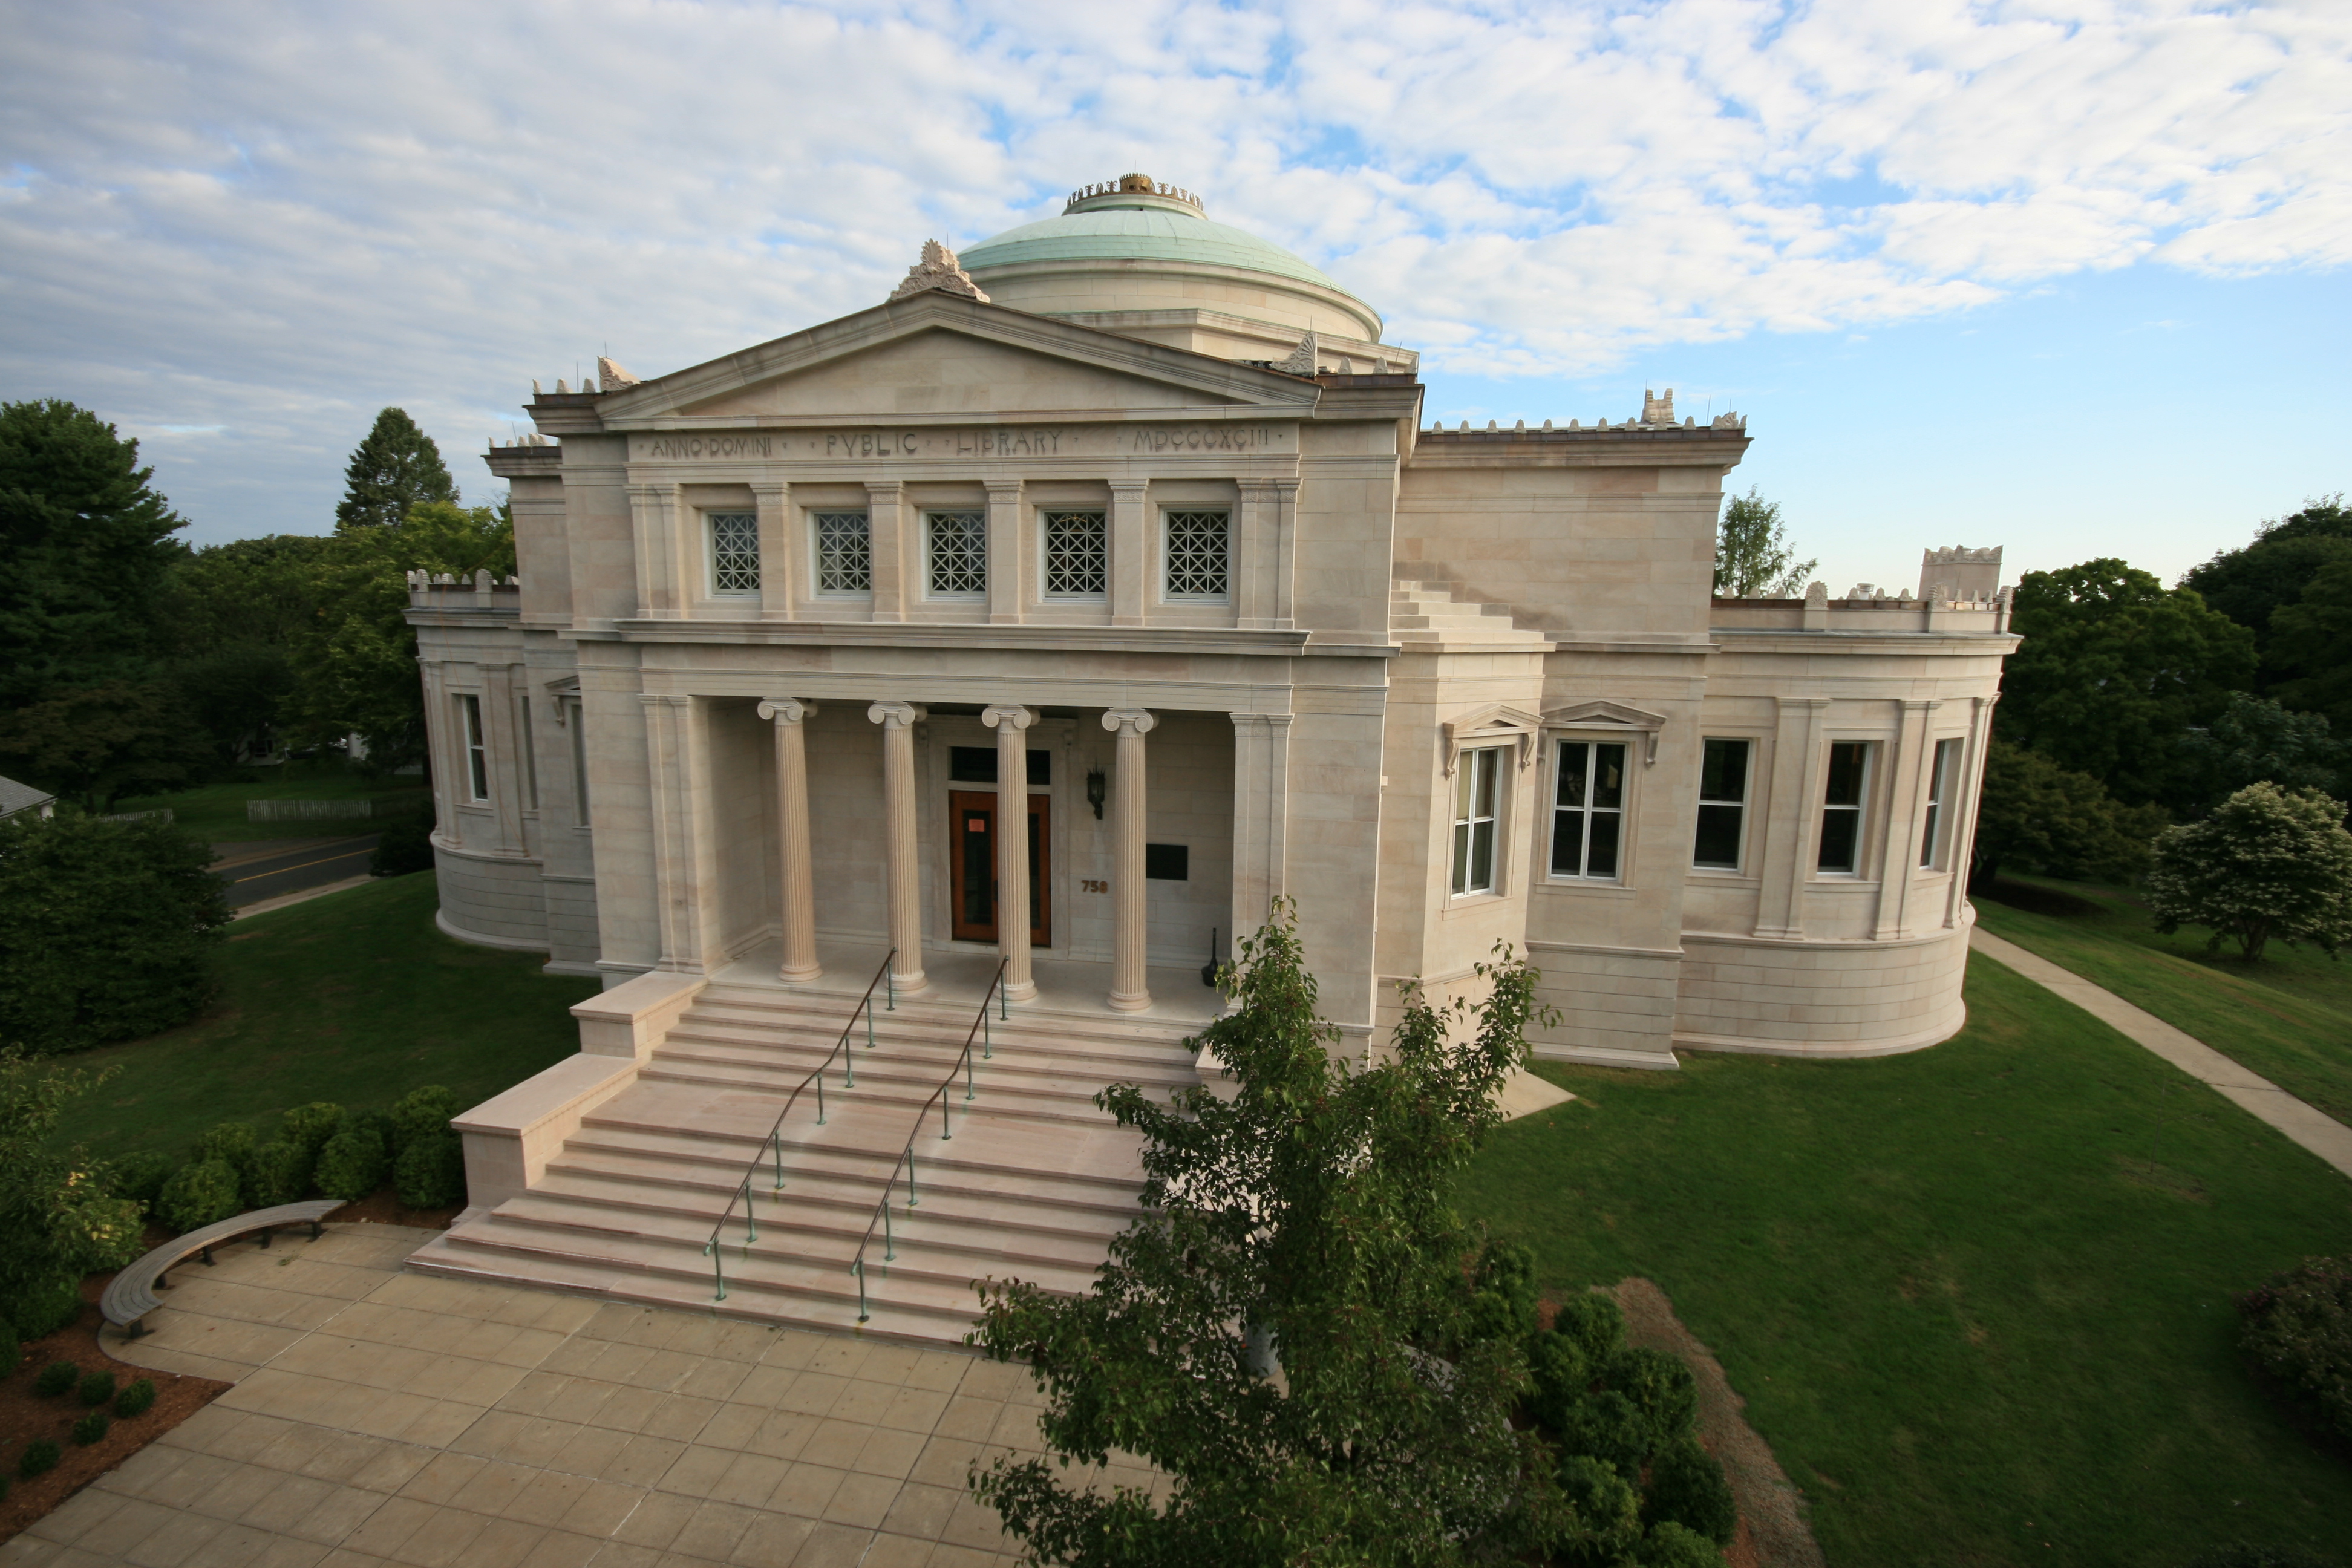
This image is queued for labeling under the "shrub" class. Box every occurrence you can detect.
[2148,783,2352,961]
[388,1086,460,1155]
[113,1379,155,1418]
[70,1411,107,1446]
[19,1438,59,1477]
[1554,1291,1625,1364]
[8,1279,80,1341]
[1463,1240,1538,1345]
[281,1102,345,1163]
[0,813,228,1053]
[155,1159,242,1233]
[0,1054,146,1338]
[33,1361,77,1397]
[2186,1548,2341,1568]
[76,1370,114,1408]
[241,1140,306,1209]
[313,1121,390,1203]
[191,1122,256,1178]
[0,1310,15,1374]
[1644,1435,1737,1546]
[1629,1520,1726,1567]
[108,1150,176,1216]
[370,804,436,877]
[394,1134,465,1210]
[2238,1256,2352,1440]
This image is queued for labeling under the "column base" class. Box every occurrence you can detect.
[777,962,823,983]
[1106,989,1152,1013]
[891,967,929,995]
[1002,978,1038,1004]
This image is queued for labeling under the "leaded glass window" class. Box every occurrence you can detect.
[708,511,759,593]
[1043,510,1108,596]
[812,511,871,594]
[1163,509,1230,599]
[927,511,987,597]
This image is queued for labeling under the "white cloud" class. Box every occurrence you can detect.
[0,0,2345,538]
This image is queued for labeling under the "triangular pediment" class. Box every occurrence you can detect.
[680,328,1235,419]
[597,292,1322,426]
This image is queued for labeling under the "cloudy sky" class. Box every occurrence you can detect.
[3,0,2347,590]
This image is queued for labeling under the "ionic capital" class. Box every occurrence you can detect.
[758,697,817,725]
[981,704,1038,732]
[1102,708,1158,737]
[867,701,926,730]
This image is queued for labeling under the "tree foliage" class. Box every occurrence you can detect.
[335,407,457,532]
[0,812,229,1052]
[285,500,514,769]
[154,534,335,764]
[2181,495,2352,684]
[0,679,212,812]
[0,1053,146,1338]
[2145,783,2352,962]
[1996,559,2256,809]
[1713,489,1815,599]
[1968,740,2166,892]
[0,399,188,707]
[971,907,1671,1567]
[2176,693,2350,814]
[2269,557,2352,740]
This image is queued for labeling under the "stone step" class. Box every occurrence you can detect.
[645,1042,1186,1112]
[653,1024,1198,1088]
[634,1062,1118,1128]
[693,984,1214,1047]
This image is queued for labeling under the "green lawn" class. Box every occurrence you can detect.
[53,872,596,1158]
[1459,955,2352,1568]
[1973,877,2352,1126]
[115,757,429,845]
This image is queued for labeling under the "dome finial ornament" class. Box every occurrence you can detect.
[888,239,990,304]
[1063,174,1206,215]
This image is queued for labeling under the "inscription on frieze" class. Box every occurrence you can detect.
[631,423,1291,463]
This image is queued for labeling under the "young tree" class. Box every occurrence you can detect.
[2144,783,2352,962]
[334,407,457,532]
[1996,559,2257,809]
[972,909,1671,1567]
[0,399,188,705]
[1713,489,1815,599]
[0,1053,146,1338]
[286,500,514,770]
[0,812,228,1052]
[1968,740,2167,893]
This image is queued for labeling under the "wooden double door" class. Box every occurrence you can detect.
[947,789,1050,946]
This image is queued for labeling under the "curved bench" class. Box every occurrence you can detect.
[102,1199,347,1341]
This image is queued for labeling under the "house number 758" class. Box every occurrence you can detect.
[1081,879,1108,893]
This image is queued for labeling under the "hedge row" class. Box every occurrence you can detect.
[110,1086,468,1235]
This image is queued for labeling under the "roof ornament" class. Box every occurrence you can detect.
[1641,387,1674,425]
[889,240,991,304]
[598,356,639,388]
[1276,330,1319,376]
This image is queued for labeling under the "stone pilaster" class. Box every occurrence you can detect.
[753,480,793,619]
[1109,482,1150,627]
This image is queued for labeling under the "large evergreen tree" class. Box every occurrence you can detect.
[0,399,188,705]
[335,407,457,532]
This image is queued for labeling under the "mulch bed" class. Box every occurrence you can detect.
[0,1191,456,1544]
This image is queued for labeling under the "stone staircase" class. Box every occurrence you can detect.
[1389,579,1550,648]
[408,981,1202,1344]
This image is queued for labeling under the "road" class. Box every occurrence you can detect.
[211,835,381,908]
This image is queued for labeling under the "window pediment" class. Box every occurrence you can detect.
[1442,703,1543,776]
[1543,700,1668,765]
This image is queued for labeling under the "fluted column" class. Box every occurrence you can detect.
[868,701,927,992]
[759,697,821,981]
[983,704,1039,1002]
[1103,708,1157,1011]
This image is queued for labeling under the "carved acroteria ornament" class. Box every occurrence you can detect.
[889,240,991,304]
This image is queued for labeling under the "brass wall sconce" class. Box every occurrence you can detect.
[1085,766,1106,818]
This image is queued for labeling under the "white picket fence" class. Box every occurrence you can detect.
[246,796,421,822]
[99,808,174,824]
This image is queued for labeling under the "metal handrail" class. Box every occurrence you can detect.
[703,949,896,1301]
[849,958,1009,1324]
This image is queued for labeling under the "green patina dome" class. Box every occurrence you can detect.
[959,204,1345,294]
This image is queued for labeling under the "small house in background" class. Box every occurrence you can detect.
[0,775,56,822]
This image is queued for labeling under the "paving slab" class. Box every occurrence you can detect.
[1,1221,1170,1566]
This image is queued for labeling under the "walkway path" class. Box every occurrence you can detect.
[0,1223,1112,1566]
[1970,927,2352,1180]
